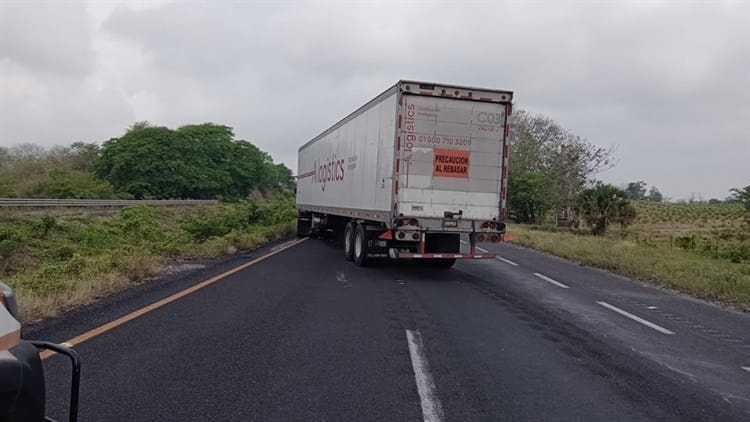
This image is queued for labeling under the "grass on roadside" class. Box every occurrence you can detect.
[508,223,750,310]
[0,199,297,323]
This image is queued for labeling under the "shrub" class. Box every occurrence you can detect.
[674,234,696,250]
[120,205,160,240]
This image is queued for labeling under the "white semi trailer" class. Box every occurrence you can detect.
[296,80,513,267]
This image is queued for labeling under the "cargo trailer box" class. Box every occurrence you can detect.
[296,81,513,267]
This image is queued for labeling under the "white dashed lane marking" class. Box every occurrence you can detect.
[495,256,519,266]
[533,273,570,289]
[597,301,675,335]
[406,329,445,422]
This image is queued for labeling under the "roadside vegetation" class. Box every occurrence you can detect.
[506,110,749,309]
[0,122,294,200]
[1,199,296,323]
[509,200,749,309]
[0,122,298,323]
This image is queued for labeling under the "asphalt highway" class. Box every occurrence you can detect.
[28,236,750,421]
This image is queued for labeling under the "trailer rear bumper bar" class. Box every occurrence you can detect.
[395,252,495,260]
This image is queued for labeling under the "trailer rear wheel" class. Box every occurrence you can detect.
[344,222,355,261]
[353,224,368,266]
[296,212,312,238]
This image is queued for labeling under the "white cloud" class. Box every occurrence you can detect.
[0,0,747,199]
[0,0,95,77]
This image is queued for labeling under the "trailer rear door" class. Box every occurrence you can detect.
[397,95,506,220]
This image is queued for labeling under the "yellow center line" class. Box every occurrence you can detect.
[40,238,308,360]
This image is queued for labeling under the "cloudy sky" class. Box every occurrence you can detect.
[1,0,748,200]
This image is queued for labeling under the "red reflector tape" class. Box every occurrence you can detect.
[378,230,393,240]
[397,253,494,259]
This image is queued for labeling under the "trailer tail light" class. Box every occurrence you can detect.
[481,221,497,229]
[412,232,420,240]
[491,234,500,242]
[477,234,486,242]
[399,218,419,227]
[397,231,406,239]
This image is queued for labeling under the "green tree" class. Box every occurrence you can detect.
[273,163,295,191]
[577,183,635,235]
[0,147,10,170]
[729,185,750,227]
[96,125,180,198]
[508,172,551,223]
[646,186,663,202]
[31,168,115,199]
[508,110,613,221]
[625,181,647,200]
[96,122,286,199]
[68,142,101,171]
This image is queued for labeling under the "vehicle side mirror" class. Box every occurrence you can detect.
[0,281,81,422]
[0,282,19,321]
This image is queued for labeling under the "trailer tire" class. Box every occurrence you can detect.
[344,222,355,261]
[353,224,368,266]
[296,212,312,238]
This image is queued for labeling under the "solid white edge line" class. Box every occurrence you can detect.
[476,246,489,253]
[742,366,750,373]
[597,301,675,335]
[460,240,468,244]
[533,272,569,289]
[495,256,519,266]
[405,329,445,422]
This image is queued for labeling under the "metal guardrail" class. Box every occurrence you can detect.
[0,198,219,207]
